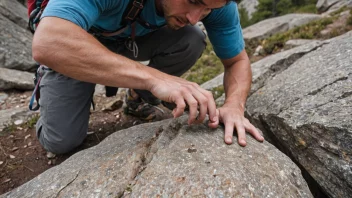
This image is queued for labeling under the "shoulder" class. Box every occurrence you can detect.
[202,2,239,26]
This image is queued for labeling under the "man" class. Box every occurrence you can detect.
[32,0,264,154]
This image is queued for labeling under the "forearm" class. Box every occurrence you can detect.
[32,17,162,90]
[222,53,251,112]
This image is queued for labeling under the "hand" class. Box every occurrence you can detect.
[208,102,264,146]
[150,75,218,125]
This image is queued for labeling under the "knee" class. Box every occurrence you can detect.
[182,25,206,56]
[36,121,86,154]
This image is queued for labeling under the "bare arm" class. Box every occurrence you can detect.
[33,17,218,124]
[208,49,264,146]
[33,17,161,90]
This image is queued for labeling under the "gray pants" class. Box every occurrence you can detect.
[36,25,206,154]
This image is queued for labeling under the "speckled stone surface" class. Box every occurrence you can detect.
[2,116,312,198]
[246,31,352,197]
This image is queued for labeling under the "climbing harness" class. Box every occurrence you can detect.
[28,0,164,111]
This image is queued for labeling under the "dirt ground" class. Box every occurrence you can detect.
[0,90,172,195]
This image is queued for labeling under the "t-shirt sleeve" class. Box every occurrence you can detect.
[41,0,115,30]
[202,2,245,60]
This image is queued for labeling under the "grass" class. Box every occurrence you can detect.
[0,114,39,135]
[262,17,334,54]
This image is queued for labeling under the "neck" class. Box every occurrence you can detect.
[154,0,164,16]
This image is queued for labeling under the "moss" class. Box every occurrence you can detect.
[27,115,39,129]
[329,6,349,16]
[347,10,352,26]
[262,17,334,54]
[182,39,224,85]
[294,4,317,13]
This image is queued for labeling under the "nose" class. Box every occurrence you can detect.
[186,9,203,25]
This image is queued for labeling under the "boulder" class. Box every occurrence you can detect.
[2,116,312,197]
[285,39,319,48]
[250,40,327,95]
[317,0,352,13]
[201,40,327,96]
[243,14,322,41]
[0,108,38,132]
[200,73,223,91]
[0,0,28,29]
[238,0,259,19]
[0,14,36,72]
[0,68,34,91]
[246,31,352,197]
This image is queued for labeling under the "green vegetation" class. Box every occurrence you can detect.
[239,0,318,28]
[347,9,352,25]
[262,17,334,54]
[182,39,223,85]
[0,115,39,136]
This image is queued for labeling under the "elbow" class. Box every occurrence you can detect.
[32,40,45,64]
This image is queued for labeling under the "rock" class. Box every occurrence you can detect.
[0,92,8,103]
[243,14,322,41]
[0,14,36,71]
[14,119,23,125]
[316,0,352,13]
[250,40,327,95]
[253,45,264,56]
[200,73,223,91]
[0,108,38,132]
[103,98,124,111]
[285,39,319,48]
[246,31,352,198]
[238,0,258,19]
[0,0,28,29]
[2,116,312,197]
[0,68,34,91]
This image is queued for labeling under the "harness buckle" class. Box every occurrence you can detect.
[133,1,144,9]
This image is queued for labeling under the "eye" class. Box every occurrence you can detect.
[188,0,199,5]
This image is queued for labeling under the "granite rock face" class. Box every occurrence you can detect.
[243,14,322,41]
[0,0,28,29]
[0,14,35,72]
[238,0,258,19]
[2,116,312,197]
[246,31,352,198]
[316,0,352,13]
[250,40,327,95]
[0,68,34,91]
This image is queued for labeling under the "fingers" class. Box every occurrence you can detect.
[235,122,247,147]
[183,92,199,124]
[244,119,264,142]
[208,109,220,128]
[173,97,186,118]
[224,121,234,144]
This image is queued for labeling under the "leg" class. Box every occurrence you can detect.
[36,69,95,154]
[120,25,207,100]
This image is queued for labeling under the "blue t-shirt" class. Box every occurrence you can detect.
[41,0,244,59]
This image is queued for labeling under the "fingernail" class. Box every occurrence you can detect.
[226,137,232,142]
[212,116,218,122]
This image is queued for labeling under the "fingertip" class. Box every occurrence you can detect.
[239,139,247,147]
[225,137,232,145]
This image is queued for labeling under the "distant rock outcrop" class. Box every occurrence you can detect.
[0,14,35,72]
[317,0,352,13]
[243,14,322,41]
[2,117,312,197]
[0,0,28,29]
[238,0,258,19]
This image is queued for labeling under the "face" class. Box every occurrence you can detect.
[160,0,227,30]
